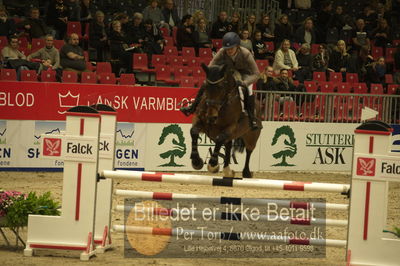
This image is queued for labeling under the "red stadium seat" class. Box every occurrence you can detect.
[311,44,319,55]
[163,46,178,56]
[81,72,97,84]
[119,73,136,85]
[62,71,78,83]
[174,66,192,81]
[0,68,16,81]
[0,36,7,47]
[304,81,318,92]
[152,54,166,67]
[385,74,393,84]
[167,55,184,67]
[336,83,352,93]
[319,81,335,92]
[164,36,174,47]
[346,73,359,83]
[313,71,326,82]
[98,72,117,84]
[31,38,45,52]
[264,41,274,51]
[20,70,38,82]
[212,39,223,50]
[17,37,29,49]
[180,76,196,87]
[67,21,82,38]
[329,72,342,83]
[133,53,155,73]
[371,46,383,58]
[96,62,112,74]
[160,27,169,37]
[185,56,200,67]
[40,70,57,82]
[353,83,368,94]
[181,47,196,57]
[387,84,399,95]
[155,65,180,85]
[199,47,213,58]
[191,66,206,85]
[385,48,396,64]
[370,83,384,94]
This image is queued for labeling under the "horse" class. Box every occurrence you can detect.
[189,63,262,178]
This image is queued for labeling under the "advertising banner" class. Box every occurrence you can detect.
[258,122,358,172]
[144,123,261,173]
[0,81,196,123]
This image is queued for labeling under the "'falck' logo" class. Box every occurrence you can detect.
[43,138,62,156]
[356,157,376,176]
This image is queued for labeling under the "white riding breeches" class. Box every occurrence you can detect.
[238,84,253,111]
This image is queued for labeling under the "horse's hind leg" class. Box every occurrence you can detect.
[190,126,203,170]
[242,149,253,178]
[223,141,235,177]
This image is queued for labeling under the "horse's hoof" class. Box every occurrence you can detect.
[223,167,235,177]
[242,170,252,178]
[207,163,220,173]
[191,157,204,170]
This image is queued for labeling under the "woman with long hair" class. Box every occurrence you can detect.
[274,14,293,48]
[256,14,275,42]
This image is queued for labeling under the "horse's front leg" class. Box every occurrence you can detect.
[190,126,203,170]
[223,141,235,177]
[208,133,228,173]
[242,148,253,178]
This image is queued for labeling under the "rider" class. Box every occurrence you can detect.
[180,32,260,130]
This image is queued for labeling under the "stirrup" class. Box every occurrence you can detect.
[250,119,262,130]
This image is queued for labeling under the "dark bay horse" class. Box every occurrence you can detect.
[189,63,262,178]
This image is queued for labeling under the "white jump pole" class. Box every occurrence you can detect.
[102,170,350,194]
[92,104,117,253]
[115,189,349,211]
[114,205,348,227]
[347,121,400,266]
[24,106,101,261]
[112,225,347,248]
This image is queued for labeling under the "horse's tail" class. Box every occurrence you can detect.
[232,138,245,154]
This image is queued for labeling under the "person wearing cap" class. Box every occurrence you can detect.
[180,31,260,130]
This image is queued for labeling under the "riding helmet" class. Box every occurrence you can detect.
[222,32,240,49]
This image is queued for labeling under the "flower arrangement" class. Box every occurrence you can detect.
[0,190,60,229]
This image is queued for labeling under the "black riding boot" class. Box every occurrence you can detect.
[180,85,205,116]
[246,95,261,130]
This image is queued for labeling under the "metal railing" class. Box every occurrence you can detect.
[255,91,400,124]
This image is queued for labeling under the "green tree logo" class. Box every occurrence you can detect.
[271,125,297,166]
[158,124,187,167]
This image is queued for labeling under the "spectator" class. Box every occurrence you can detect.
[274,14,293,48]
[114,13,130,34]
[176,14,196,50]
[256,14,274,42]
[330,5,346,31]
[329,40,351,75]
[366,56,386,86]
[162,0,180,31]
[312,44,330,72]
[141,19,164,56]
[0,6,16,36]
[80,0,97,35]
[315,1,333,43]
[370,18,391,48]
[60,33,87,73]
[253,30,269,60]
[394,45,400,84]
[2,35,40,79]
[272,39,299,75]
[210,11,228,39]
[294,17,316,45]
[348,45,374,82]
[295,43,312,82]
[27,34,60,71]
[275,68,306,112]
[360,5,378,33]
[194,18,212,49]
[21,7,50,40]
[65,0,80,22]
[127,12,145,46]
[351,18,370,53]
[46,0,69,40]
[108,20,132,73]
[257,65,277,91]
[227,12,241,34]
[192,10,206,28]
[242,14,256,38]
[88,11,108,61]
[240,29,253,54]
[143,0,168,30]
